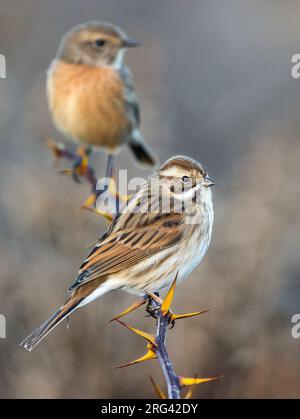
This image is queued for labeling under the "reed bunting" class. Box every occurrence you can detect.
[47,21,156,182]
[21,156,214,351]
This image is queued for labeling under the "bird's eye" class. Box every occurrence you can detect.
[95,39,106,47]
[181,176,190,183]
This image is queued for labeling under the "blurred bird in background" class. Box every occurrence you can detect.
[21,155,214,351]
[47,21,157,188]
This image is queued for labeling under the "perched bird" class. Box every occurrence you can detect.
[21,156,215,351]
[47,21,156,183]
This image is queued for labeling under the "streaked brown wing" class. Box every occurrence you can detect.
[69,211,184,291]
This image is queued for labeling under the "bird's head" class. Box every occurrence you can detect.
[159,155,215,200]
[57,21,140,68]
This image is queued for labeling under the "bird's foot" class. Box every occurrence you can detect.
[160,274,209,328]
[70,146,92,183]
[145,293,162,319]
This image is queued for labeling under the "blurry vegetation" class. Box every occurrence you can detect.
[0,0,300,398]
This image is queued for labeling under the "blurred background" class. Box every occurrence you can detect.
[0,0,300,398]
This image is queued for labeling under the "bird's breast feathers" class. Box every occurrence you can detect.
[47,60,131,149]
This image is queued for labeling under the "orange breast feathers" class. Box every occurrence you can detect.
[47,60,131,150]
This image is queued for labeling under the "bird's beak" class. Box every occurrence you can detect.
[204,176,215,187]
[122,38,141,48]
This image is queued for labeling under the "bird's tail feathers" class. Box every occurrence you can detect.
[129,131,157,168]
[20,297,82,352]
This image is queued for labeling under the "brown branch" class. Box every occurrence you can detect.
[149,297,181,399]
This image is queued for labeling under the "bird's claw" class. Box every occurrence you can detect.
[71,146,91,183]
[145,293,161,319]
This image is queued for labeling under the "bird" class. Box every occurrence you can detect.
[47,21,157,186]
[21,155,215,351]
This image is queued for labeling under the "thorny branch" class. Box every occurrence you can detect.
[114,278,219,399]
[47,138,123,220]
[148,297,181,399]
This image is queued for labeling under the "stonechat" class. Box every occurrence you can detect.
[47,21,157,183]
[21,156,215,350]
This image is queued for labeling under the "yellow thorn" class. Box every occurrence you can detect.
[161,272,178,316]
[116,346,157,368]
[81,204,113,222]
[116,319,157,347]
[179,375,221,387]
[81,193,97,208]
[57,168,73,177]
[149,376,167,399]
[108,299,146,322]
[184,387,193,399]
[148,293,163,304]
[183,374,199,399]
[171,309,210,321]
